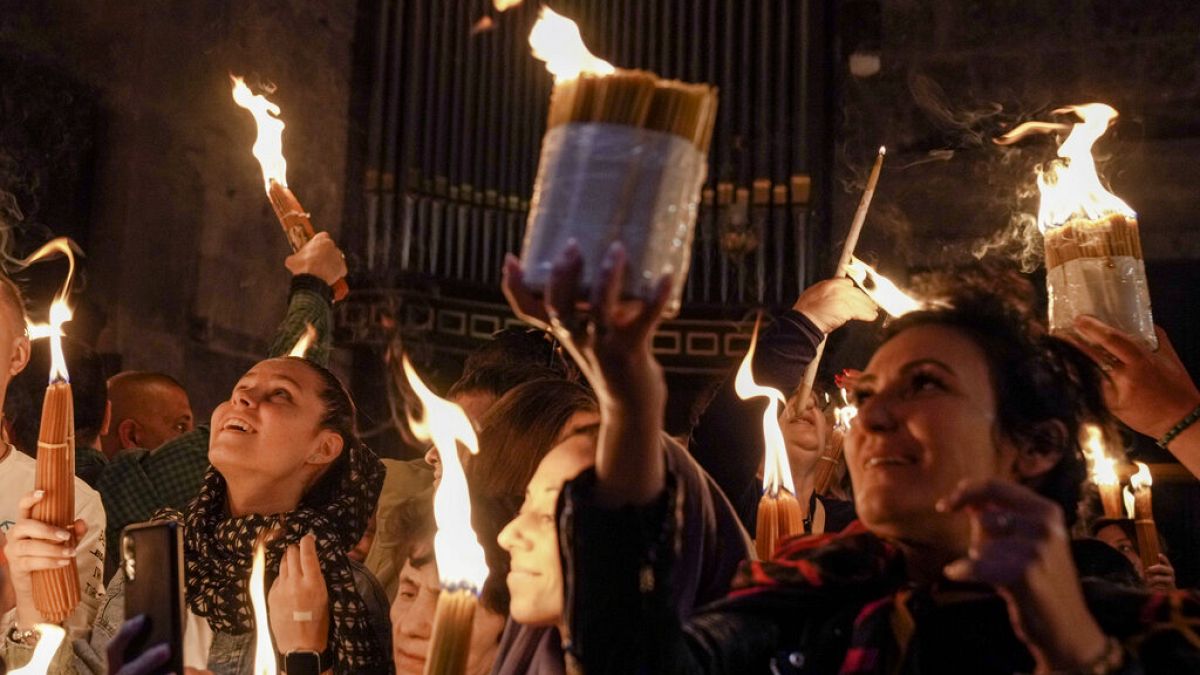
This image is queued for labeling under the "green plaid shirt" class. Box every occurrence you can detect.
[96,276,334,580]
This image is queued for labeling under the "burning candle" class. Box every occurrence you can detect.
[402,357,489,675]
[17,239,80,625]
[996,104,1155,349]
[1082,424,1123,519]
[230,76,349,302]
[288,322,317,359]
[8,624,65,675]
[520,7,718,317]
[736,319,803,559]
[249,541,277,675]
[844,256,921,317]
[813,389,858,496]
[1130,462,1161,572]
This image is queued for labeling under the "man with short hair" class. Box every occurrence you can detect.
[0,273,107,632]
[99,371,193,460]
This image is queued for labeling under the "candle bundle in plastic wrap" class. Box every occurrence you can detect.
[520,8,718,316]
[998,103,1155,349]
[30,381,80,624]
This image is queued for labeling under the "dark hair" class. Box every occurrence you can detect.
[881,276,1109,526]
[7,336,107,453]
[446,362,564,401]
[468,379,599,499]
[1071,538,1142,588]
[284,357,361,508]
[462,327,578,381]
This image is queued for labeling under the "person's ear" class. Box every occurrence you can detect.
[8,334,29,378]
[1010,419,1069,480]
[117,418,141,449]
[308,430,345,466]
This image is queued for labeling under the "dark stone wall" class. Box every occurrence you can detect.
[0,0,358,418]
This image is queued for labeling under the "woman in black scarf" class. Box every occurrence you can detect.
[5,356,390,674]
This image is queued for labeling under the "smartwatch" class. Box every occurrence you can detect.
[283,647,334,675]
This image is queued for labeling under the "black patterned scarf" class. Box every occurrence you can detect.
[155,443,386,672]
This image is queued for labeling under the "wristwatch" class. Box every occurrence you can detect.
[283,647,334,675]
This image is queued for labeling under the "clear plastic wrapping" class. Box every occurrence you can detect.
[1044,216,1157,349]
[521,122,708,317]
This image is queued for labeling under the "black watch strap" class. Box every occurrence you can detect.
[283,647,334,674]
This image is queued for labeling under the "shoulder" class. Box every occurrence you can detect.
[72,475,106,522]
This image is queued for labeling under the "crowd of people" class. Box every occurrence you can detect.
[0,228,1198,674]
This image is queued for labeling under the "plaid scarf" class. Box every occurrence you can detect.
[156,443,386,672]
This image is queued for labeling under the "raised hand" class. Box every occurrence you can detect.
[938,479,1115,672]
[268,533,330,654]
[1145,554,1176,592]
[285,231,348,288]
[792,277,879,334]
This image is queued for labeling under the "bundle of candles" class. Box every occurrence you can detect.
[1083,425,1161,571]
[230,76,349,301]
[19,239,81,625]
[997,103,1156,349]
[520,7,718,316]
[735,319,803,559]
[402,357,489,675]
[813,390,858,496]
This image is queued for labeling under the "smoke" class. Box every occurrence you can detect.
[906,72,1006,150]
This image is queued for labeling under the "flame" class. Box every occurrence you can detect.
[494,0,522,9]
[17,238,77,384]
[1131,461,1153,492]
[402,356,488,590]
[844,257,921,317]
[230,75,288,192]
[833,388,858,431]
[249,541,277,675]
[1124,486,1136,520]
[735,319,795,498]
[997,103,1135,233]
[528,7,615,81]
[289,323,317,358]
[8,624,65,675]
[1082,424,1119,488]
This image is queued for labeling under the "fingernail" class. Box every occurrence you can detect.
[62,547,74,557]
[57,558,70,566]
[33,490,44,499]
[55,530,69,541]
[935,498,948,512]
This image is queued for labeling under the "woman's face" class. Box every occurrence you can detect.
[210,358,341,485]
[390,540,505,675]
[1095,524,1144,576]
[497,433,594,626]
[845,324,1016,543]
[780,391,828,479]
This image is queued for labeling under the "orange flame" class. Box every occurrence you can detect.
[8,624,65,675]
[734,319,794,498]
[844,257,921,317]
[18,238,77,383]
[249,541,277,675]
[996,103,1135,233]
[1131,461,1152,491]
[528,7,615,81]
[230,75,288,193]
[1123,486,1136,520]
[402,356,489,590]
[289,323,317,358]
[494,0,523,10]
[1082,424,1119,488]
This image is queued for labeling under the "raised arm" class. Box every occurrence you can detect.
[688,279,876,528]
[267,231,347,366]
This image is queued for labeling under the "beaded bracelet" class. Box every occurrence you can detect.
[1157,403,1200,449]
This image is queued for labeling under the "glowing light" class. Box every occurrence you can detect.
[833,388,858,431]
[844,257,921,317]
[996,103,1135,233]
[18,238,77,384]
[1123,486,1136,520]
[249,541,277,675]
[288,323,317,358]
[403,357,489,591]
[735,319,794,498]
[8,624,65,675]
[230,75,288,192]
[1131,461,1153,492]
[528,7,615,81]
[1082,424,1119,488]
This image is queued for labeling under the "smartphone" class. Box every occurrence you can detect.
[121,521,186,675]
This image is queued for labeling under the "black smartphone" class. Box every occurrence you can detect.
[121,521,186,675]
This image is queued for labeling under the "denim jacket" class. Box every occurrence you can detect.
[3,559,393,674]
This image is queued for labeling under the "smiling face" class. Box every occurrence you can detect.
[780,391,828,480]
[845,324,1016,546]
[497,433,595,626]
[390,540,505,675]
[209,358,343,490]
